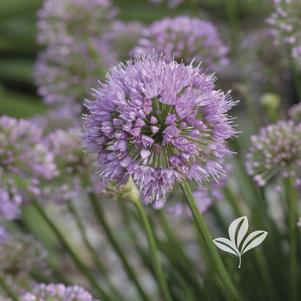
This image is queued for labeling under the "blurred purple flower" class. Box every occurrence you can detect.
[34,41,116,107]
[246,120,301,186]
[21,283,98,301]
[83,54,236,205]
[134,16,229,72]
[37,0,118,45]
[289,103,301,122]
[267,0,301,65]
[0,116,57,219]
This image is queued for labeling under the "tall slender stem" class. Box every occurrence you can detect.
[32,201,110,301]
[283,177,299,301]
[89,193,152,301]
[180,181,240,301]
[133,199,173,301]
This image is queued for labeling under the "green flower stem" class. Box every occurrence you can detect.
[67,203,123,301]
[180,181,240,301]
[0,274,17,301]
[32,201,110,301]
[125,179,172,301]
[89,193,152,301]
[223,185,279,301]
[283,177,299,301]
[132,199,173,301]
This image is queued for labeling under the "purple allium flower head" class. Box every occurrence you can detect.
[37,0,118,45]
[103,21,144,61]
[268,0,301,65]
[289,103,301,122]
[34,41,116,107]
[0,116,57,219]
[21,284,99,301]
[134,16,229,72]
[148,0,183,9]
[0,229,47,277]
[246,120,301,186]
[83,54,236,205]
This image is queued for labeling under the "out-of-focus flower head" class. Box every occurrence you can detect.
[34,41,116,107]
[148,0,183,9]
[21,283,98,301]
[289,102,301,122]
[268,0,301,65]
[103,21,144,61]
[37,0,118,45]
[246,120,301,186]
[43,128,94,203]
[134,16,229,72]
[0,116,57,219]
[0,227,48,278]
[239,29,288,90]
[83,53,236,206]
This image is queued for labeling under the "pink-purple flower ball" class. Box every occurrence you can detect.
[134,16,229,72]
[83,54,236,205]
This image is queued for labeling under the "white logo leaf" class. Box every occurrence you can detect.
[213,216,268,268]
[228,216,248,248]
[241,231,268,255]
[213,237,239,256]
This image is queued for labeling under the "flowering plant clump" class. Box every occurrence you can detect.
[103,21,144,61]
[134,16,229,72]
[0,116,57,219]
[268,0,301,63]
[21,284,98,301]
[34,41,116,106]
[37,0,118,45]
[83,54,236,205]
[246,120,301,186]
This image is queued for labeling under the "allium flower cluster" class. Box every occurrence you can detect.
[83,54,236,205]
[289,103,301,122]
[37,0,118,45]
[103,21,144,61]
[21,284,98,301]
[134,16,229,72]
[34,41,116,106]
[268,0,301,63]
[246,120,301,186]
[0,116,57,219]
[0,227,47,277]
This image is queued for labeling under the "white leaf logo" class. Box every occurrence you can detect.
[213,216,268,268]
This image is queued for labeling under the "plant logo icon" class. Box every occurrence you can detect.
[213,216,268,268]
